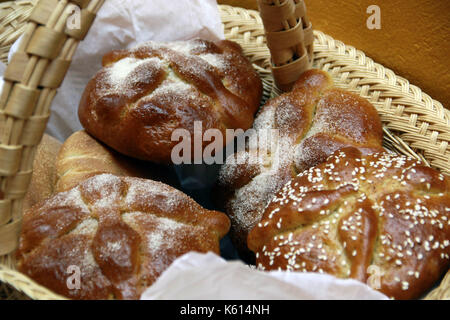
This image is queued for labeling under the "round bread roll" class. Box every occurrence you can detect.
[56,130,179,192]
[217,69,384,261]
[17,174,230,300]
[23,134,62,212]
[78,39,262,163]
[248,147,450,300]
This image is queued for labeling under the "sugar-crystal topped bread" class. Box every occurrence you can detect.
[248,148,450,299]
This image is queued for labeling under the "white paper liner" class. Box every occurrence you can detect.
[141,252,388,300]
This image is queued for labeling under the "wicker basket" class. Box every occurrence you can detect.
[257,0,314,91]
[0,0,449,300]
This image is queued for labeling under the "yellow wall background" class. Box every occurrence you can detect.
[218,0,450,107]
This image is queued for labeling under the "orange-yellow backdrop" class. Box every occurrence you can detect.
[218,0,450,107]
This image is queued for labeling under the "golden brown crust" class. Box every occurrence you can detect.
[78,39,262,163]
[17,174,230,300]
[248,147,450,299]
[23,134,62,212]
[217,69,383,259]
[56,130,179,192]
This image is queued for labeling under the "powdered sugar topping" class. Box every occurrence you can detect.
[99,57,163,96]
[199,53,225,70]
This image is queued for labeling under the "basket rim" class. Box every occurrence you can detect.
[0,2,449,300]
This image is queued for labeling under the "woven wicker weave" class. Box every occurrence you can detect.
[0,0,36,64]
[0,1,449,300]
[257,0,313,91]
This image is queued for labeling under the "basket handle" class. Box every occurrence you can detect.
[0,0,104,256]
[257,0,314,91]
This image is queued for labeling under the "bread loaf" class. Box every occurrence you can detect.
[79,39,262,163]
[17,174,230,300]
[23,134,62,212]
[55,130,179,192]
[218,69,384,260]
[248,147,450,299]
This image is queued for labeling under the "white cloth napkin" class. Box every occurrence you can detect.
[140,252,388,300]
